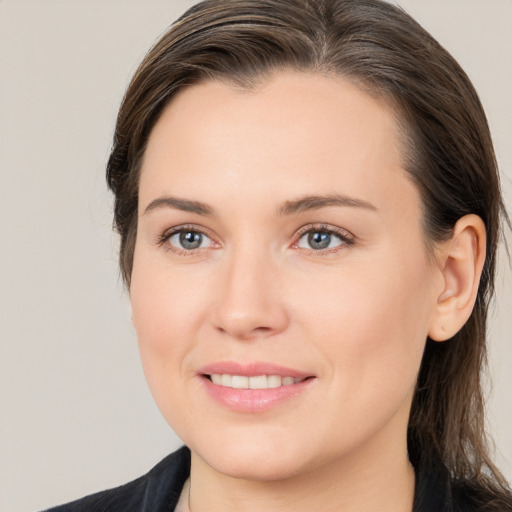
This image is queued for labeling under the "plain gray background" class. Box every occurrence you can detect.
[0,1,511,511]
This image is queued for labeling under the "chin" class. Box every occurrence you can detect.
[188,431,313,482]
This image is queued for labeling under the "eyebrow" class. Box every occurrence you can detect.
[277,194,377,216]
[143,197,215,216]
[142,193,377,217]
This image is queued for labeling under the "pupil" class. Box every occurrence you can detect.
[309,231,330,250]
[180,231,202,249]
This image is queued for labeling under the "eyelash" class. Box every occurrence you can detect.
[293,224,355,255]
[157,223,356,255]
[157,224,217,256]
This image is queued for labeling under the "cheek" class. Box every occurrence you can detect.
[295,252,433,396]
[129,253,207,416]
[131,248,209,345]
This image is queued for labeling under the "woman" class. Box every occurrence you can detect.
[44,0,511,510]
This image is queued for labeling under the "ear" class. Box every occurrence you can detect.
[428,214,486,342]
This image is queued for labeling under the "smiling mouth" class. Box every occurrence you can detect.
[205,374,310,389]
[201,368,316,412]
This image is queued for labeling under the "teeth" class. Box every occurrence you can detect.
[232,375,249,389]
[221,374,232,387]
[249,375,267,389]
[267,375,281,388]
[209,374,305,389]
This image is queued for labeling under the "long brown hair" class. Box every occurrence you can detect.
[106,0,511,507]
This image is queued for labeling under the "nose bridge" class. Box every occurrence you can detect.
[212,241,288,339]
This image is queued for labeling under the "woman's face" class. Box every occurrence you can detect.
[131,71,442,480]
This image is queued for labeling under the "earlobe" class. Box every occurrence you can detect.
[428,214,486,342]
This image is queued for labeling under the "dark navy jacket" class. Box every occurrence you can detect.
[42,446,486,512]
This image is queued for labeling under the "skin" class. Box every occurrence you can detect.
[130,71,486,512]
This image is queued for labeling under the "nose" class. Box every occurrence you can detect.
[211,248,289,340]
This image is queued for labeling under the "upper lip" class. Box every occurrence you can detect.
[197,361,313,378]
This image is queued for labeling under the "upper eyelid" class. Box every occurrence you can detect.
[161,224,214,239]
[294,223,355,240]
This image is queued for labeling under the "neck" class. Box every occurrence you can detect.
[186,424,415,512]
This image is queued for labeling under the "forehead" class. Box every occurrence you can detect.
[139,71,413,215]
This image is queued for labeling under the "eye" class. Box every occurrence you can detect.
[295,226,353,251]
[166,229,213,251]
[297,230,341,250]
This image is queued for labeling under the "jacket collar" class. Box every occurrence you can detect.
[413,455,454,512]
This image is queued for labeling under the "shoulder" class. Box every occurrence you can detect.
[40,446,190,512]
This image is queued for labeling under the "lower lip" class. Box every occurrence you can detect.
[201,376,315,413]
